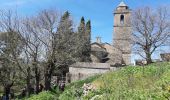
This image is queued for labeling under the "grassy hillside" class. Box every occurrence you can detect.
[28,62,170,100]
[91,62,170,100]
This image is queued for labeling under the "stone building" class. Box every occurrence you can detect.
[91,38,123,66]
[113,1,132,65]
[68,1,132,82]
[91,1,132,66]
[160,53,170,62]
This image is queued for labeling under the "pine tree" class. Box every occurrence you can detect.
[78,17,85,36]
[61,11,69,21]
[76,17,92,62]
[84,20,91,62]
[77,17,86,62]
[58,11,72,36]
[56,11,75,65]
[45,11,74,90]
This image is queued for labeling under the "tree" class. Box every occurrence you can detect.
[77,17,86,62]
[84,20,92,62]
[131,7,170,64]
[0,8,92,94]
[35,10,77,90]
[77,17,91,62]
[32,9,59,90]
[55,11,75,74]
[0,10,24,97]
[21,17,44,94]
[0,32,20,97]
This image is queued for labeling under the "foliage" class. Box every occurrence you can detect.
[91,62,170,100]
[84,20,91,62]
[23,62,170,100]
[77,17,91,62]
[59,75,100,100]
[25,91,56,100]
[65,74,100,89]
[58,62,170,100]
[58,87,83,100]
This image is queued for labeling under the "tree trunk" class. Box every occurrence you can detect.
[146,52,152,64]
[44,62,54,90]
[35,67,40,94]
[4,82,13,99]
[44,72,51,90]
[26,67,31,96]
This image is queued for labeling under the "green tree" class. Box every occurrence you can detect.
[0,10,24,97]
[77,17,91,62]
[77,17,86,62]
[43,11,76,90]
[0,31,23,97]
[54,11,75,77]
[84,20,92,62]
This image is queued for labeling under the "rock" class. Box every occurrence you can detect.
[82,83,96,96]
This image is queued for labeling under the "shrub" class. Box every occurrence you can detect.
[27,91,56,100]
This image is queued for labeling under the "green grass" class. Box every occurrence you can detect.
[59,75,100,100]
[25,62,170,100]
[21,91,56,100]
[90,62,170,100]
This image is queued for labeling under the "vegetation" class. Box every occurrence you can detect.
[0,9,91,99]
[56,62,170,100]
[77,17,92,62]
[91,62,170,99]
[59,75,100,100]
[25,91,56,100]
[132,7,170,64]
[0,3,169,100]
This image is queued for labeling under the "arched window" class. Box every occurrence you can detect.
[120,15,124,25]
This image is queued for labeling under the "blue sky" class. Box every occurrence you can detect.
[1,0,170,43]
[1,0,170,63]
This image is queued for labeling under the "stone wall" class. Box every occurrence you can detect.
[68,62,111,82]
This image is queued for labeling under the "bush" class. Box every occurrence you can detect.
[59,88,82,100]
[27,91,56,100]
[59,75,100,100]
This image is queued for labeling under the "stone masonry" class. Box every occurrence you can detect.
[113,1,132,65]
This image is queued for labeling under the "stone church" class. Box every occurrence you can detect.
[91,1,132,66]
[68,1,132,82]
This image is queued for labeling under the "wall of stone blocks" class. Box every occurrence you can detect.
[68,62,111,82]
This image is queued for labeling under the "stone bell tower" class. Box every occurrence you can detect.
[113,1,132,65]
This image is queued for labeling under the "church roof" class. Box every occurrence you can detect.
[91,42,105,49]
[118,1,127,7]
